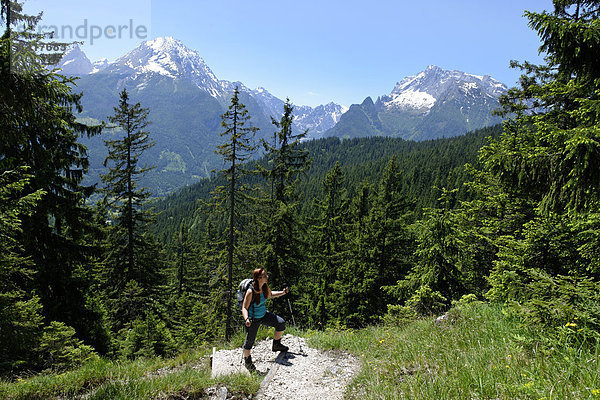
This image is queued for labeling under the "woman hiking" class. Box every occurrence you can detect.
[241,268,289,372]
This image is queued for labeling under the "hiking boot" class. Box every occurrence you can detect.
[244,356,257,373]
[272,339,289,352]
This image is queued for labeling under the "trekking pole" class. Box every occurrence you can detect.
[285,289,303,355]
[286,297,297,329]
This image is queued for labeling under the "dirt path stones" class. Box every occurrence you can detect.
[211,334,361,399]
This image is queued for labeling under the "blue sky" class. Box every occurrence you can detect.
[26,0,550,107]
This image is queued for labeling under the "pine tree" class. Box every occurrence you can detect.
[363,157,415,318]
[258,99,310,291]
[214,87,257,340]
[1,0,106,358]
[310,162,349,327]
[101,89,165,331]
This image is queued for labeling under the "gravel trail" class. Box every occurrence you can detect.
[211,334,361,399]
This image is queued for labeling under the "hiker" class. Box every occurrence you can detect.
[241,267,289,372]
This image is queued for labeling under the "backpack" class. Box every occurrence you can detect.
[236,278,254,311]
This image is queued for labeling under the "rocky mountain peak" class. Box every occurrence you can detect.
[386,66,507,113]
[326,66,506,141]
[56,37,348,137]
[109,36,223,97]
[55,45,94,75]
[91,58,109,73]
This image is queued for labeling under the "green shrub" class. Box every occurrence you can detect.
[381,304,418,326]
[0,294,44,373]
[38,321,97,371]
[121,312,177,359]
[406,284,447,316]
[509,270,600,347]
[451,293,480,308]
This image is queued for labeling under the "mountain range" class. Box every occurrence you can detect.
[60,38,350,194]
[59,38,347,137]
[326,65,506,141]
[57,37,506,195]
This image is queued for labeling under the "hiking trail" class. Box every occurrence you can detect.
[211,334,360,399]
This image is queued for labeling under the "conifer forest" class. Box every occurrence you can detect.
[2,0,600,383]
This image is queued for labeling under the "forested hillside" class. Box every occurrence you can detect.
[152,124,501,244]
[2,2,600,397]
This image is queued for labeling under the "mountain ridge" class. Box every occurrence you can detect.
[55,38,507,196]
[59,37,346,138]
[326,65,507,141]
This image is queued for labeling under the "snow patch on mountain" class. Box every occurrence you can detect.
[249,87,348,138]
[91,58,110,73]
[388,90,436,111]
[294,102,349,138]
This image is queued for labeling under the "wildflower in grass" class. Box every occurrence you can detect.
[592,389,600,396]
[379,339,385,344]
[578,329,583,332]
[565,322,577,327]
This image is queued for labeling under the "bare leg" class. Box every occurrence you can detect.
[274,330,283,340]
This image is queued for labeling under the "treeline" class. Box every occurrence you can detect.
[153,125,501,243]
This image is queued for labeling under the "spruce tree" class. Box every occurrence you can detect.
[309,162,349,327]
[101,89,165,332]
[337,181,373,327]
[486,1,600,213]
[176,222,188,297]
[476,1,600,334]
[198,217,228,341]
[214,87,257,340]
[258,99,310,290]
[405,190,464,304]
[1,0,106,357]
[363,157,415,318]
[0,169,45,372]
